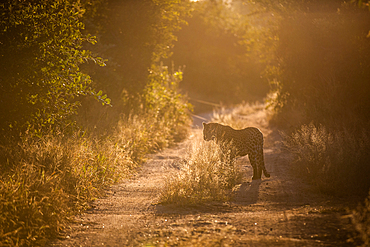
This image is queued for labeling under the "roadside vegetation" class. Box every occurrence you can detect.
[282,124,370,195]
[263,0,370,196]
[0,0,191,245]
[258,0,370,244]
[2,0,370,246]
[171,0,370,243]
[0,102,190,246]
[160,135,242,205]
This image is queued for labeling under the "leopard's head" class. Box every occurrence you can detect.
[202,122,217,141]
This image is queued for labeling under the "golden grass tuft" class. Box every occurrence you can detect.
[160,102,269,206]
[160,134,242,205]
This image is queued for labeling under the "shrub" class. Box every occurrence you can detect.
[160,135,242,205]
[283,123,370,195]
[0,0,109,134]
[145,63,192,142]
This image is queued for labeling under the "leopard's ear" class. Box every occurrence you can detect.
[202,122,207,127]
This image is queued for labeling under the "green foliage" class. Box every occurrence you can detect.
[0,56,191,245]
[0,1,193,244]
[0,0,109,135]
[151,0,192,63]
[160,136,242,205]
[79,0,192,115]
[145,64,192,141]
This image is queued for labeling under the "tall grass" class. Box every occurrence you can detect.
[160,135,242,205]
[0,112,190,246]
[159,102,267,205]
[282,123,370,195]
[0,62,191,246]
[0,131,130,246]
[0,131,147,246]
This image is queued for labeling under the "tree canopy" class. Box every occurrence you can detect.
[0,0,110,135]
[0,0,191,136]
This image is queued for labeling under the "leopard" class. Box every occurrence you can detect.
[202,122,270,180]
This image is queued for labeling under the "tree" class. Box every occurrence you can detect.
[170,0,270,107]
[74,0,193,129]
[0,0,109,136]
[262,0,370,128]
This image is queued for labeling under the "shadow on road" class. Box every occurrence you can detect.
[233,179,263,206]
[153,179,265,217]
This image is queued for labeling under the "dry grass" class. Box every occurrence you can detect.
[160,134,242,205]
[0,132,126,246]
[159,102,266,205]
[0,112,190,246]
[282,123,370,195]
[0,62,191,246]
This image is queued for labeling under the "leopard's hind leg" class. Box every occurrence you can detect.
[258,147,270,178]
[249,153,260,180]
[250,147,270,180]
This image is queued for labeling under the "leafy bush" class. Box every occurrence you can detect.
[0,1,193,244]
[160,135,242,205]
[0,0,109,134]
[283,123,370,194]
[145,64,192,142]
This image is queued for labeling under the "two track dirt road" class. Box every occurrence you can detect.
[50,107,359,246]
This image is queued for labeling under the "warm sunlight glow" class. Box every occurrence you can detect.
[2,1,370,246]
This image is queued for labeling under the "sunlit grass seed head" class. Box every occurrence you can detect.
[160,133,242,205]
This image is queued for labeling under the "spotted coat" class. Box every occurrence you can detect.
[202,122,270,180]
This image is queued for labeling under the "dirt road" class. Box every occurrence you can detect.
[49,107,359,246]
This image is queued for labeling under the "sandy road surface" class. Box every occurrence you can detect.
[49,108,359,246]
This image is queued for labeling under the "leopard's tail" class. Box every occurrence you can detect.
[263,166,270,178]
